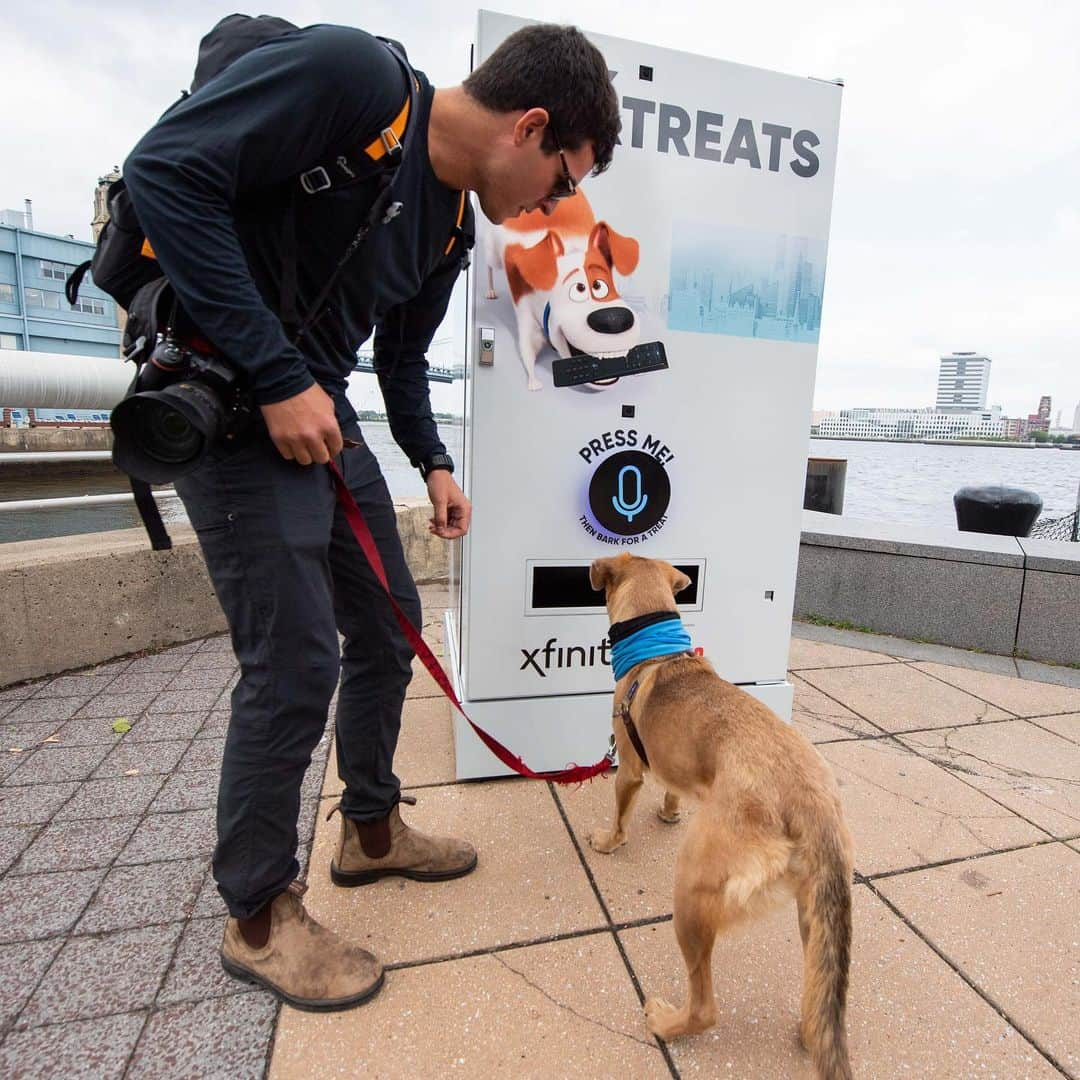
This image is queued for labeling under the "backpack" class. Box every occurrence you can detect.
[65,15,457,357]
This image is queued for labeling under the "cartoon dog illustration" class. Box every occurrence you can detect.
[485,191,641,391]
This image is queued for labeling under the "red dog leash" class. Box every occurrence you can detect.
[328,461,614,784]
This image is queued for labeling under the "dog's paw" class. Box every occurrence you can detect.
[587,828,625,854]
[527,379,542,391]
[656,806,681,824]
[644,997,683,1039]
[485,289,498,300]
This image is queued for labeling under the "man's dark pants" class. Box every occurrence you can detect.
[176,422,420,919]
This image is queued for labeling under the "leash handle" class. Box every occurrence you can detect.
[327,461,613,785]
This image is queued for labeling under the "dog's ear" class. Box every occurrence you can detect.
[589,222,640,277]
[665,563,692,596]
[504,231,565,303]
[589,557,614,592]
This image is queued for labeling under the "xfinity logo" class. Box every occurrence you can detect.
[520,637,612,677]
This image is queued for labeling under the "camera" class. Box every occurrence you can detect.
[111,333,254,484]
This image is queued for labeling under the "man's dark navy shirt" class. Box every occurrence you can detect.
[123,24,470,465]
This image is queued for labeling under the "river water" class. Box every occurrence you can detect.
[2,424,1078,543]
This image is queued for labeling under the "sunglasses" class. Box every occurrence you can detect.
[547,128,577,202]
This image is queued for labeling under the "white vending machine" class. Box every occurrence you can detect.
[446,11,842,779]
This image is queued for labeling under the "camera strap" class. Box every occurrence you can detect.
[327,459,616,785]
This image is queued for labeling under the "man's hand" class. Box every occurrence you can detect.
[426,471,471,539]
[260,383,343,465]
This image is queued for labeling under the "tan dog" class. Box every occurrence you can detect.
[589,554,855,1080]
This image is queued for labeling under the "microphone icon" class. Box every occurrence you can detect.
[612,465,648,523]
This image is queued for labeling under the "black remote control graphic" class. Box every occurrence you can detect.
[551,341,668,388]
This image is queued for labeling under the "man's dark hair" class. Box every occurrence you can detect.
[464,24,620,175]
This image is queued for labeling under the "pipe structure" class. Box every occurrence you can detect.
[0,351,131,410]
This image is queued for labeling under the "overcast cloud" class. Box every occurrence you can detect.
[3,0,1078,421]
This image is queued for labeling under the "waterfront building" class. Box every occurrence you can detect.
[1073,400,1080,433]
[936,352,991,412]
[816,406,1007,440]
[1,204,121,425]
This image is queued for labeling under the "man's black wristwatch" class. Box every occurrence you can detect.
[418,452,454,480]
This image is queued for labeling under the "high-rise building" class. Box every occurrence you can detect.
[936,352,991,412]
[1073,400,1080,433]
[1037,395,1051,422]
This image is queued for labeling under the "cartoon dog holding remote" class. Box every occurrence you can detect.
[485,190,641,391]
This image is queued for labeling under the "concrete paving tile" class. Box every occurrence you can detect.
[31,674,116,699]
[1,720,65,750]
[0,824,36,874]
[900,720,1080,839]
[304,782,604,966]
[790,674,880,743]
[193,870,227,918]
[0,938,63,1031]
[74,691,157,720]
[406,656,445,699]
[0,683,36,705]
[0,782,78,825]
[0,868,105,943]
[126,652,193,673]
[55,774,165,821]
[167,667,235,693]
[158,916,253,1006]
[152,769,220,813]
[788,637,900,670]
[1031,712,1080,745]
[128,992,276,1079]
[11,816,140,875]
[148,688,223,714]
[0,1011,147,1079]
[125,711,209,742]
[77,858,205,934]
[619,886,1059,1079]
[19,923,182,1027]
[819,740,1044,875]
[117,808,215,865]
[270,932,663,1080]
[798,664,1012,733]
[556,774,687,923]
[0,748,33,782]
[877,843,1080,1073]
[89,658,133,676]
[196,710,230,739]
[7,743,112,784]
[176,737,225,774]
[93,738,190,778]
[179,650,238,670]
[107,671,177,694]
[50,715,130,746]
[322,697,456,797]
[913,662,1080,717]
[198,633,235,653]
[4,696,87,724]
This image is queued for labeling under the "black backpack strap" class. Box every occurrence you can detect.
[65,260,92,306]
[130,477,172,551]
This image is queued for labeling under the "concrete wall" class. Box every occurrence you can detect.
[0,427,112,452]
[0,500,448,688]
[796,511,1079,666]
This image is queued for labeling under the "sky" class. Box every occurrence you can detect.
[3,0,1079,424]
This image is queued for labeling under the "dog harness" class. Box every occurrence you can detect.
[609,612,695,768]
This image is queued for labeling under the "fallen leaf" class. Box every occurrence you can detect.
[124,768,140,776]
[42,735,60,744]
[112,718,132,734]
[7,747,23,754]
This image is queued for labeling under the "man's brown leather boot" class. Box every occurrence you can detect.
[220,881,383,1011]
[329,796,478,886]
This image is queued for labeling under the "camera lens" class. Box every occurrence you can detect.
[111,380,228,484]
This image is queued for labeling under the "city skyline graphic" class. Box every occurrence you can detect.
[667,222,827,344]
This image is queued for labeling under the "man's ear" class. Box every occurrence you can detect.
[589,222,640,276]
[504,231,565,302]
[589,557,613,591]
[665,563,692,596]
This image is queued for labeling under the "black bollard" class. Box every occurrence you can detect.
[953,485,1043,536]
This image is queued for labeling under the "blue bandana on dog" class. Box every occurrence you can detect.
[609,611,693,681]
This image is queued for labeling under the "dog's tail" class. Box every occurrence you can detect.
[801,822,854,1080]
